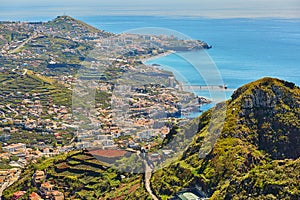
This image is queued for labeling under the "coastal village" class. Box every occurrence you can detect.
[0,16,211,199]
[0,0,298,198]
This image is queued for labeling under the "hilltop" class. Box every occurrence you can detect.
[151,77,300,199]
[0,16,110,75]
[48,15,110,35]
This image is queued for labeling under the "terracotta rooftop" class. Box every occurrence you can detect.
[89,149,128,158]
[29,192,43,200]
[35,170,44,176]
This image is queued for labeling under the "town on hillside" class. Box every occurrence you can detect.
[0,16,212,198]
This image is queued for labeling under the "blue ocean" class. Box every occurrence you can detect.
[10,15,300,109]
[77,16,300,96]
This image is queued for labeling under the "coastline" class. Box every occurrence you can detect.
[142,51,213,113]
[140,50,175,63]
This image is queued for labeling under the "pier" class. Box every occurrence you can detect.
[179,84,228,91]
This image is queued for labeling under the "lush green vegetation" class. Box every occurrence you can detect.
[151,77,300,199]
[95,89,112,109]
[0,70,71,107]
[3,77,300,199]
[3,150,150,200]
[0,158,13,169]
[0,70,73,146]
[216,158,300,199]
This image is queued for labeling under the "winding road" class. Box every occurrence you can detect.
[144,159,159,200]
[136,151,159,199]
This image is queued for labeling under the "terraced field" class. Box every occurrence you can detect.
[0,70,73,145]
[0,70,71,108]
[2,151,150,200]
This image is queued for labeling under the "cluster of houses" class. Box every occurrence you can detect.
[0,168,20,196]
[0,141,75,195]
[0,15,108,57]
[72,75,200,152]
[0,143,65,199]
[11,170,64,200]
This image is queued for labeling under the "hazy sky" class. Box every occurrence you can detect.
[0,0,299,20]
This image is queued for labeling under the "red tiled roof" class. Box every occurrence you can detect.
[89,149,127,158]
[13,191,25,199]
[29,192,43,200]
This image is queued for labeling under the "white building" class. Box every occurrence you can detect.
[2,143,26,153]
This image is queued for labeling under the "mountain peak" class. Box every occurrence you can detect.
[49,15,108,35]
[223,77,300,159]
[231,77,297,103]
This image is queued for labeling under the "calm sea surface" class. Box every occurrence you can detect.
[9,15,300,110]
[78,17,299,81]
[78,16,300,111]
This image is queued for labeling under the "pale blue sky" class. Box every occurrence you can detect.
[0,0,299,20]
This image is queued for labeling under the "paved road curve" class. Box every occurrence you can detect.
[143,159,159,200]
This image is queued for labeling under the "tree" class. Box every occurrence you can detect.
[10,155,19,162]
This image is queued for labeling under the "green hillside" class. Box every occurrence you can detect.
[47,16,110,35]
[0,70,71,107]
[3,77,300,199]
[0,16,111,76]
[0,70,73,146]
[2,150,150,200]
[151,77,300,199]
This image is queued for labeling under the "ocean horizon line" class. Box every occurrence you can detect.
[1,14,300,23]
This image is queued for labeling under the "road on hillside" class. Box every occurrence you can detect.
[9,34,42,54]
[137,151,159,200]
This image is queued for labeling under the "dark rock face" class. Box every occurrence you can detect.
[232,78,300,159]
[241,89,277,109]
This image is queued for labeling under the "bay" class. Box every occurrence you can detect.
[78,16,300,110]
[78,16,300,89]
[8,15,300,112]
